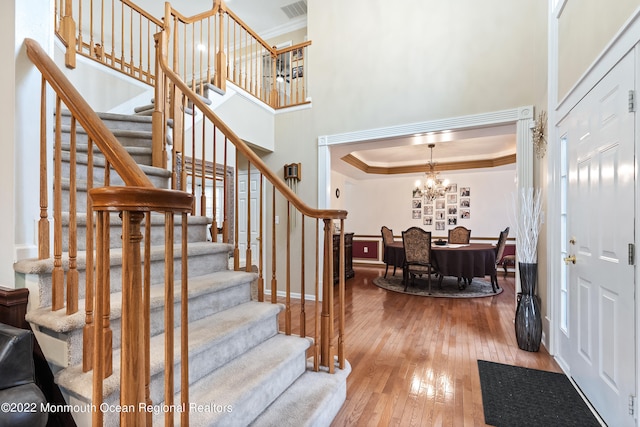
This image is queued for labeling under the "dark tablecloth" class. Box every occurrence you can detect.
[431,243,496,279]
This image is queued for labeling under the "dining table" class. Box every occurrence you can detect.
[384,241,498,292]
[431,243,498,292]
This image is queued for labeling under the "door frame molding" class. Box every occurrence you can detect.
[546,2,640,407]
[318,106,534,207]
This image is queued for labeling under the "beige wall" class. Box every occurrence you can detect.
[558,0,640,100]
[260,0,548,299]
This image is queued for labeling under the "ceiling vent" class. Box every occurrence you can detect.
[281,0,307,19]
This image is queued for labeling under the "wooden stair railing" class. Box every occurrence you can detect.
[26,38,194,426]
[156,23,349,372]
[56,0,311,110]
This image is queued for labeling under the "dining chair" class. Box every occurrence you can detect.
[402,227,434,293]
[448,226,471,244]
[446,226,471,286]
[491,227,510,292]
[381,226,396,278]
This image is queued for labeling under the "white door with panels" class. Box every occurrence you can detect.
[558,51,636,426]
[237,170,261,269]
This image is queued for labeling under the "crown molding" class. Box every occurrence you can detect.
[341,153,516,175]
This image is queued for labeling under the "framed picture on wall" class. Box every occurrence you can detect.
[460,187,470,197]
[412,199,422,209]
[424,217,433,225]
[412,210,421,219]
[436,199,445,209]
[424,205,434,215]
[446,183,457,193]
[448,206,458,215]
[460,198,470,207]
[436,210,445,220]
[436,221,445,231]
[448,216,457,225]
[446,194,457,204]
[460,209,470,219]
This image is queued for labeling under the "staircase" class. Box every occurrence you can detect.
[15,112,350,426]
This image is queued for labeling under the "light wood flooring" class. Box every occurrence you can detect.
[317,266,561,426]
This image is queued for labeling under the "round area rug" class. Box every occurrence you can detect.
[373,274,503,298]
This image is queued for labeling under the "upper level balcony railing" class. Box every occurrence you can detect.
[56,0,311,109]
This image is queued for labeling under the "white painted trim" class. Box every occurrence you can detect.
[546,0,561,357]
[548,4,640,418]
[319,107,530,147]
[318,106,533,211]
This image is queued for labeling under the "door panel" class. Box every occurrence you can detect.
[562,51,636,426]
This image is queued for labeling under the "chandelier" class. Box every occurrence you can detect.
[419,143,449,202]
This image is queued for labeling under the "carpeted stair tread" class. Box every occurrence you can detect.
[60,124,153,141]
[61,142,151,156]
[160,333,311,427]
[26,269,255,333]
[58,211,211,227]
[252,359,352,427]
[15,241,231,276]
[55,301,283,402]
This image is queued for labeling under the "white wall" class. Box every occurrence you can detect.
[333,166,517,240]
[1,0,54,286]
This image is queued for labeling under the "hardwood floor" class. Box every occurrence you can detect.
[322,266,560,426]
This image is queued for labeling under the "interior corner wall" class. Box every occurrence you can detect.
[557,0,639,101]
[0,1,17,285]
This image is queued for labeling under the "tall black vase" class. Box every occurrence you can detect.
[515,262,542,352]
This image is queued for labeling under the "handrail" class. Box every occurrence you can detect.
[157,32,344,220]
[25,38,152,188]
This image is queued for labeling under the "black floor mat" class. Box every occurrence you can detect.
[477,360,602,427]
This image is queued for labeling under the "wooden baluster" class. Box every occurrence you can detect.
[190,103,196,215]
[211,128,218,242]
[300,215,306,337]
[144,211,152,427]
[245,161,252,272]
[120,211,145,427]
[271,186,277,303]
[321,218,334,371]
[222,136,228,242]
[200,119,206,216]
[180,212,189,427]
[67,117,78,314]
[38,77,49,260]
[102,209,113,378]
[338,222,346,370]
[83,137,94,372]
[110,0,115,67]
[285,201,291,334]
[92,210,106,427]
[164,212,175,427]
[119,1,124,71]
[257,174,264,302]
[313,220,320,371]
[52,96,64,311]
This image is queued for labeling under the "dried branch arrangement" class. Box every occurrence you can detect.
[512,188,543,263]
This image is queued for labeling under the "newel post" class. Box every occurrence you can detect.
[120,210,146,426]
[60,0,76,68]
[214,8,227,91]
[320,219,334,370]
